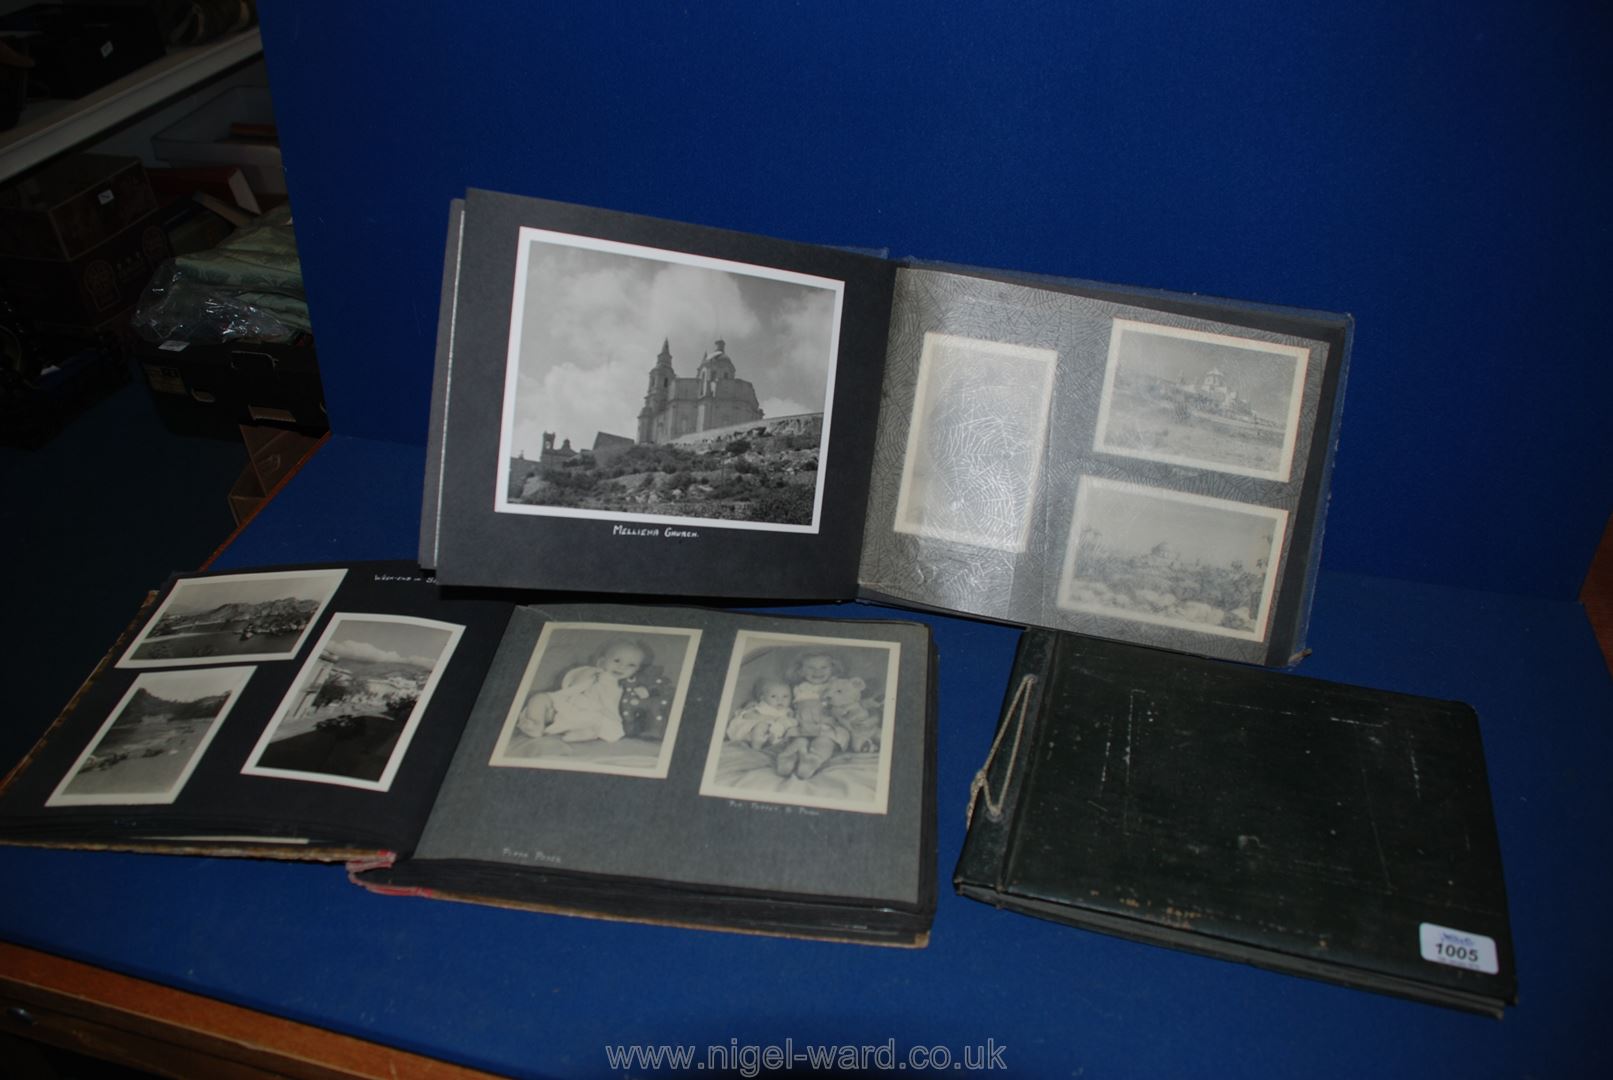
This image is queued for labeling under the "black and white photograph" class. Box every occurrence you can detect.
[241,614,464,791]
[698,630,900,815]
[1092,319,1310,482]
[494,227,844,532]
[894,332,1058,552]
[47,667,252,807]
[1057,476,1288,641]
[119,568,347,668]
[488,622,701,779]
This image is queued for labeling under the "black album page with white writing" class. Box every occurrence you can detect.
[425,190,897,601]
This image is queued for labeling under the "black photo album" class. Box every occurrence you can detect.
[955,630,1517,1015]
[0,563,937,945]
[420,189,1351,666]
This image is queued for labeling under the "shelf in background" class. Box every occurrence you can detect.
[0,28,262,184]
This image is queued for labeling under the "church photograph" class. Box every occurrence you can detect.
[494,228,844,531]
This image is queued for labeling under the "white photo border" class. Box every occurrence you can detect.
[1092,318,1311,483]
[1055,476,1289,642]
[492,226,846,534]
[697,629,901,815]
[487,621,702,779]
[46,666,254,807]
[240,612,465,792]
[118,568,348,669]
[893,331,1059,553]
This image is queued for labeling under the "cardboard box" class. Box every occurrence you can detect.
[0,154,158,260]
[0,208,171,333]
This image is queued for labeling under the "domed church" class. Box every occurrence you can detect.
[635,338,764,444]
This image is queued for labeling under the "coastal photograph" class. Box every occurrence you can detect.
[241,614,464,791]
[47,667,252,807]
[1057,477,1288,642]
[1092,319,1310,482]
[119,568,347,668]
[494,227,844,532]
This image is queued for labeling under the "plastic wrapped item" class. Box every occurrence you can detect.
[132,203,308,345]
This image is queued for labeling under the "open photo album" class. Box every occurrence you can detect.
[0,564,938,945]
[421,190,1351,666]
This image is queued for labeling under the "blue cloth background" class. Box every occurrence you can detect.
[5,5,1611,1078]
[259,0,1611,600]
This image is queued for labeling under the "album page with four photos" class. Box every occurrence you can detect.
[0,563,937,944]
[421,190,1350,666]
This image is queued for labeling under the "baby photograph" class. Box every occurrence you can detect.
[698,630,901,815]
[488,622,700,778]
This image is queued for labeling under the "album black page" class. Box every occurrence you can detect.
[424,189,898,600]
[955,630,1517,1016]
[360,604,936,941]
[0,564,511,860]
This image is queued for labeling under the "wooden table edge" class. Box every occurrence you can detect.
[0,940,499,1079]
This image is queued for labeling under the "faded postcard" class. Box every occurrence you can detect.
[1093,319,1309,482]
[894,332,1058,552]
[1057,476,1288,641]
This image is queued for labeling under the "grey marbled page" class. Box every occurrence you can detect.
[858,267,1329,665]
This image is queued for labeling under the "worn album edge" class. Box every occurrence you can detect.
[345,879,929,948]
[953,883,1506,1018]
[418,198,466,571]
[1279,313,1354,665]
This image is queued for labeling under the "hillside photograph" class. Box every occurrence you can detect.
[495,228,842,530]
[123,568,347,667]
[245,615,462,790]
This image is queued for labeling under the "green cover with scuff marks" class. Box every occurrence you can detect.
[956,630,1516,1016]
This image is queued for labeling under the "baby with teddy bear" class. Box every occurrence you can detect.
[726,650,883,780]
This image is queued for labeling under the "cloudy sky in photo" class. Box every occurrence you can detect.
[506,236,840,458]
[325,619,454,670]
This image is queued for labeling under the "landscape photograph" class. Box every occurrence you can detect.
[120,568,347,667]
[494,228,844,532]
[1057,477,1288,641]
[242,614,464,791]
[894,332,1058,553]
[1093,319,1309,481]
[47,667,252,807]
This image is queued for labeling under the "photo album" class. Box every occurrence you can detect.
[955,630,1517,1016]
[421,189,1351,666]
[0,563,938,945]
